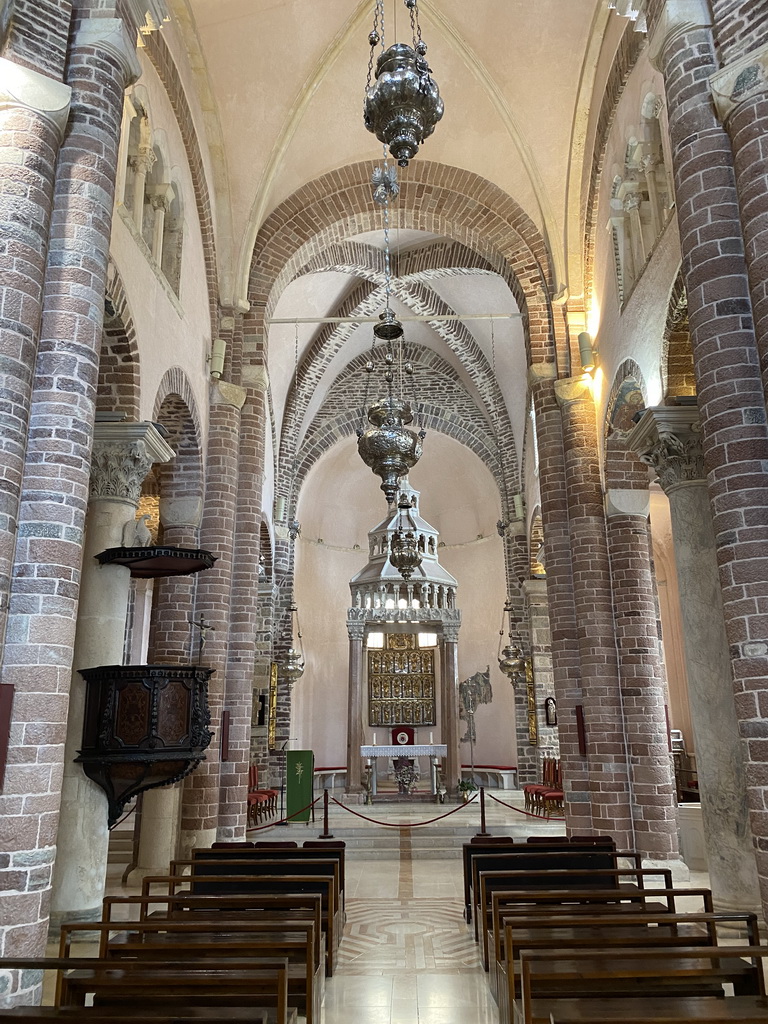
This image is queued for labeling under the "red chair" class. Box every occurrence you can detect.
[247,764,278,825]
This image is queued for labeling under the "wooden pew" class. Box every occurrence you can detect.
[461,837,616,922]
[142,874,339,976]
[496,911,759,1024]
[61,917,323,1024]
[488,886,716,1003]
[517,945,768,1024]
[477,866,673,966]
[0,1013,277,1022]
[0,958,292,1024]
[469,845,640,936]
[191,844,346,907]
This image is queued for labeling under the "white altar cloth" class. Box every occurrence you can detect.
[360,744,447,758]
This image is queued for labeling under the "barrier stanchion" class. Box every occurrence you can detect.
[318,789,334,839]
[474,786,491,837]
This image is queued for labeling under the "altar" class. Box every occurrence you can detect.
[360,744,448,796]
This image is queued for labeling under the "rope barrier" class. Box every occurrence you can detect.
[331,794,477,828]
[245,794,323,833]
[486,789,564,821]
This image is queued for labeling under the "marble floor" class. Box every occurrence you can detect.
[54,791,711,1024]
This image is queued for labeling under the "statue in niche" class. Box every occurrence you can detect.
[459,667,492,744]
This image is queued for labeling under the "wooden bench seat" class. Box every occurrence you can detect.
[547,995,768,1022]
[0,1012,281,1023]
[477,866,672,965]
[462,837,616,922]
[0,958,292,1024]
[141,874,339,976]
[61,917,323,1024]
[495,910,758,1024]
[517,946,768,1024]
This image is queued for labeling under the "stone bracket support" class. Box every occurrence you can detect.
[710,42,768,125]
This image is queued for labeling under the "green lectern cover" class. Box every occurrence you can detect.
[286,749,314,822]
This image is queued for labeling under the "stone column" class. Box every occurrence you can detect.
[530,369,591,831]
[555,376,634,849]
[0,61,70,655]
[441,624,461,797]
[648,0,768,913]
[49,422,174,927]
[128,131,154,237]
[0,14,140,991]
[345,620,365,795]
[180,380,246,857]
[605,486,681,864]
[146,183,173,265]
[629,407,759,910]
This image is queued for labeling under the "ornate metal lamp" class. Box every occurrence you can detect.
[358,396,423,505]
[280,603,305,684]
[389,491,422,580]
[498,598,525,685]
[364,0,443,167]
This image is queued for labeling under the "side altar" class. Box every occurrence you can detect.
[360,744,448,796]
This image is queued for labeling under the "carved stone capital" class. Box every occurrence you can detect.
[710,43,768,125]
[627,406,705,492]
[346,615,366,642]
[605,487,650,518]
[146,182,174,211]
[242,364,270,392]
[159,496,203,529]
[123,0,168,37]
[528,362,557,386]
[0,57,72,140]
[647,0,712,71]
[90,421,174,506]
[210,379,247,410]
[554,375,592,408]
[521,578,548,604]
[73,18,142,88]
[442,623,461,644]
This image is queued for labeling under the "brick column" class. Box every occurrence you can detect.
[345,620,365,795]
[217,365,267,840]
[648,0,768,913]
[605,486,681,863]
[502,521,536,785]
[135,505,203,879]
[555,376,634,848]
[49,422,173,927]
[0,15,140,996]
[0,61,70,655]
[630,407,760,910]
[179,380,245,857]
[530,370,591,831]
[441,624,461,798]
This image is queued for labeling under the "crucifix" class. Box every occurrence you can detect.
[189,614,214,665]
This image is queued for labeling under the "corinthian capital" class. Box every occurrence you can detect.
[627,406,705,492]
[90,421,174,505]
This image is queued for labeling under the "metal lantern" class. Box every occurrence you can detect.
[280,603,305,684]
[389,493,422,580]
[364,42,444,167]
[498,599,525,684]
[357,398,423,504]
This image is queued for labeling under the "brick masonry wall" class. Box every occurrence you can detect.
[711,0,768,64]
[531,376,592,832]
[0,10,138,1000]
[4,0,71,80]
[557,380,634,850]
[605,432,679,861]
[651,10,768,911]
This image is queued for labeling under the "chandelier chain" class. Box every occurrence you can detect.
[407,0,422,49]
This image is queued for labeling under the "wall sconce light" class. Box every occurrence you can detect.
[209,337,227,379]
[578,332,596,373]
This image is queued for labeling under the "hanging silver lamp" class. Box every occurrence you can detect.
[389,492,422,580]
[498,599,525,685]
[358,398,423,505]
[364,42,443,167]
[280,603,305,684]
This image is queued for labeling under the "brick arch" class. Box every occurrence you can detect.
[152,367,204,504]
[603,359,649,491]
[276,274,517,512]
[100,262,141,420]
[295,350,506,503]
[660,271,695,399]
[247,160,565,371]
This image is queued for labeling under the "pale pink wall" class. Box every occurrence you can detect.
[292,432,516,768]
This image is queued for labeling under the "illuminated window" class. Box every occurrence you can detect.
[367,632,384,648]
[418,633,438,648]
